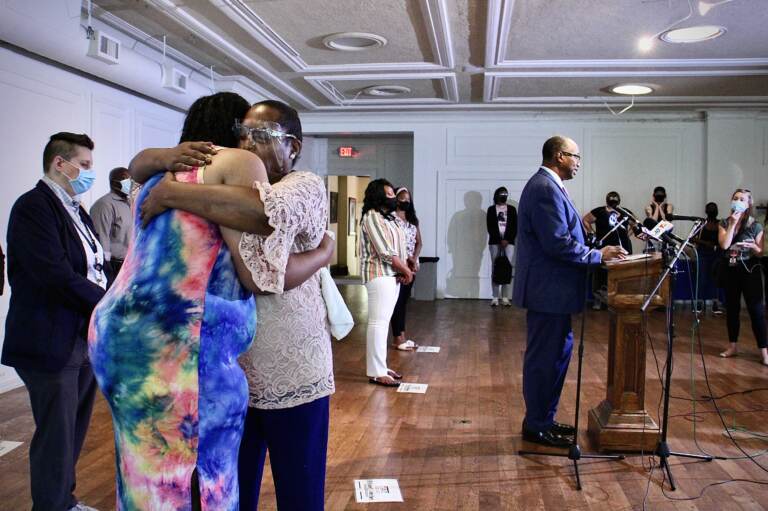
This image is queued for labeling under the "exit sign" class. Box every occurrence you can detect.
[338,146,357,158]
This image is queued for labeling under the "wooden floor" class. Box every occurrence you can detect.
[2,286,768,510]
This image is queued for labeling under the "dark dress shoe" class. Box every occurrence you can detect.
[522,427,571,448]
[551,421,576,436]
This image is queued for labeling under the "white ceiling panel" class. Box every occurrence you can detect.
[92,0,768,111]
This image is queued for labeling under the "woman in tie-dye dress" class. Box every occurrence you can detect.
[88,93,266,510]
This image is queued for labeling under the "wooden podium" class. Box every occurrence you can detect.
[588,253,667,452]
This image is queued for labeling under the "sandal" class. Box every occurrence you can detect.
[387,369,403,380]
[720,349,738,358]
[369,377,400,387]
[393,340,418,351]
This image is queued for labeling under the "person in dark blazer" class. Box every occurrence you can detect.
[2,132,107,511]
[1,242,5,295]
[512,136,626,448]
[487,187,517,306]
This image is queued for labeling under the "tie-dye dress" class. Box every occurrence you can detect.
[88,169,256,510]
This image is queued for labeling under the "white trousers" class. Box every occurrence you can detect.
[365,276,400,377]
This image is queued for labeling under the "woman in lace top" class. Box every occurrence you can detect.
[390,187,422,351]
[236,102,333,511]
[129,100,335,510]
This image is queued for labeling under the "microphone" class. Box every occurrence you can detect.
[615,206,645,237]
[648,220,685,245]
[616,206,683,245]
[670,214,705,222]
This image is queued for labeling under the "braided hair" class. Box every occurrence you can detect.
[180,92,250,148]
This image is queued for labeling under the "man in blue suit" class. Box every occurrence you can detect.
[513,135,626,447]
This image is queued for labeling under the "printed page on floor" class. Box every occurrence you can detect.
[354,479,404,503]
[397,383,428,393]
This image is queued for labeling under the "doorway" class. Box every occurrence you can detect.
[327,175,370,283]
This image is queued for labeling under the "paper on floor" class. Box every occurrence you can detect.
[416,346,440,353]
[397,383,428,394]
[0,441,22,458]
[354,479,404,503]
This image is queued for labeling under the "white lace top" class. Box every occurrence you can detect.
[238,171,334,409]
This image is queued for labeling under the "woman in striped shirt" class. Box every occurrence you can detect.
[360,179,414,387]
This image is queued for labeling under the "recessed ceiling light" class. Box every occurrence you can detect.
[610,84,653,95]
[660,25,726,44]
[637,36,655,52]
[362,85,411,97]
[322,32,387,51]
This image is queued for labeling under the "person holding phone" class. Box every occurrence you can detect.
[717,189,766,365]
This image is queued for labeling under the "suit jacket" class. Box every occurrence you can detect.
[2,181,107,372]
[0,242,4,295]
[486,204,517,245]
[512,168,601,314]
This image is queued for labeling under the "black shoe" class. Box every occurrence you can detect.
[522,427,571,448]
[551,421,576,436]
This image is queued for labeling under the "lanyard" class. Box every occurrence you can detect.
[72,214,98,255]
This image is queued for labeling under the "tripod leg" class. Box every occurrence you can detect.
[573,459,582,491]
[660,455,676,491]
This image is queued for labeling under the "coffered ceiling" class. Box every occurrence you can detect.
[92,0,768,111]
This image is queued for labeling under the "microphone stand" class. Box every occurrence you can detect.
[518,216,627,491]
[641,220,713,491]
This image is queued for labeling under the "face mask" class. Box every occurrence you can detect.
[496,194,508,203]
[384,198,398,212]
[397,201,411,211]
[62,160,95,195]
[607,198,619,208]
[119,178,132,196]
[654,194,666,203]
[731,200,748,213]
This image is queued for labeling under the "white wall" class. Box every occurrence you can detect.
[302,110,768,300]
[0,45,184,393]
[706,112,768,210]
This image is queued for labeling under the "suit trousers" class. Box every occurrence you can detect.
[522,311,573,433]
[365,276,400,377]
[15,337,97,511]
[238,397,330,511]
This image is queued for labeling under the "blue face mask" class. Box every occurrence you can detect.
[63,160,95,195]
[731,200,748,214]
[119,178,132,196]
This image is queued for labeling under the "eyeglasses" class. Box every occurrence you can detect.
[233,119,297,144]
[561,151,581,161]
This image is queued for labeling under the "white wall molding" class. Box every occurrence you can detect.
[487,69,768,78]
[490,58,768,69]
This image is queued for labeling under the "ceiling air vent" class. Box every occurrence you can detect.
[87,30,120,65]
[162,63,187,94]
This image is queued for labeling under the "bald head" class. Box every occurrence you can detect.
[541,135,581,181]
[542,136,575,163]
